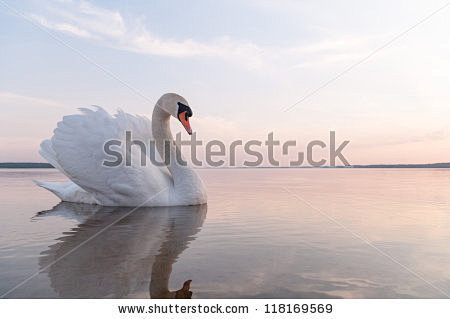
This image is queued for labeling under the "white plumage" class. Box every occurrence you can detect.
[35,93,207,207]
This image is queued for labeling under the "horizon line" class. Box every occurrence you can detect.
[2,162,450,169]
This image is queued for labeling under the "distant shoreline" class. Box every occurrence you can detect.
[0,163,54,169]
[2,162,450,169]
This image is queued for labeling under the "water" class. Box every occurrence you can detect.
[1,168,450,298]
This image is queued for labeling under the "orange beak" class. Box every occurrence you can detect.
[178,111,192,135]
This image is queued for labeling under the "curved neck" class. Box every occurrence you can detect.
[152,105,201,201]
[151,105,174,164]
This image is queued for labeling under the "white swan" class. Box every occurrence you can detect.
[35,93,207,207]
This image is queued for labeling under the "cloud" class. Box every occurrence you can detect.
[28,1,265,69]
[0,91,71,108]
[285,35,387,69]
[26,0,378,70]
[392,129,450,145]
[29,13,94,38]
[350,128,450,149]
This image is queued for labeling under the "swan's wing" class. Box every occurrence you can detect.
[41,107,172,206]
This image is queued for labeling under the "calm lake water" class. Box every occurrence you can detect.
[1,168,450,298]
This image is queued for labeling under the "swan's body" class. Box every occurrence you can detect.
[35,93,207,207]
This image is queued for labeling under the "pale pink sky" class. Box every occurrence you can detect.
[1,0,450,165]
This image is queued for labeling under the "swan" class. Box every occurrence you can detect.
[35,93,207,207]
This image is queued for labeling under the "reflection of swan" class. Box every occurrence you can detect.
[37,203,207,298]
[35,93,207,206]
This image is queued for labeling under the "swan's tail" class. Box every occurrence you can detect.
[33,180,66,200]
[33,180,99,205]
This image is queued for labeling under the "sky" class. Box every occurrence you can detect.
[1,0,450,165]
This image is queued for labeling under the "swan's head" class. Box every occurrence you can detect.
[157,93,193,135]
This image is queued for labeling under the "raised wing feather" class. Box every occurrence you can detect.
[43,107,173,206]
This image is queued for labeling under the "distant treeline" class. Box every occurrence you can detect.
[1,162,450,169]
[0,163,54,168]
[350,163,450,168]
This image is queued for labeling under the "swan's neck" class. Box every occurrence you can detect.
[152,106,203,203]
